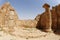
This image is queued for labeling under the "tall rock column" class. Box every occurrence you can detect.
[43,3,52,32]
[36,3,52,32]
[51,7,57,32]
[56,5,60,31]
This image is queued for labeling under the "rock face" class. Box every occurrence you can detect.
[56,5,60,31]
[0,2,18,31]
[35,14,41,21]
[36,3,60,32]
[36,3,52,32]
[51,7,57,31]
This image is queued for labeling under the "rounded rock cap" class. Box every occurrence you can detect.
[43,3,50,8]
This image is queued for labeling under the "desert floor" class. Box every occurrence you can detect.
[0,27,60,40]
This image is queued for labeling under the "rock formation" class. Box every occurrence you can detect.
[0,2,60,33]
[0,2,37,32]
[36,3,60,32]
[55,5,60,31]
[16,20,37,28]
[36,3,52,32]
[0,2,18,32]
[35,14,41,21]
[51,7,57,32]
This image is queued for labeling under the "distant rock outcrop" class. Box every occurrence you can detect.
[16,20,37,28]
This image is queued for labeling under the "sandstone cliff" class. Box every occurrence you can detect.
[36,3,60,33]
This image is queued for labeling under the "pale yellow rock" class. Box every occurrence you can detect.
[0,2,18,32]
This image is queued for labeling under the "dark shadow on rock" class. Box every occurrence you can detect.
[36,26,50,32]
[36,26,44,32]
[53,29,60,35]
[37,26,60,35]
[36,21,45,32]
[52,26,60,35]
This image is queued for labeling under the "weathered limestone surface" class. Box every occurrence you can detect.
[0,2,19,32]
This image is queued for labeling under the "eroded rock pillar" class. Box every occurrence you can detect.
[56,5,60,31]
[43,3,52,32]
[51,7,57,32]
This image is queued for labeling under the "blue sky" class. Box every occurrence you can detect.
[0,0,60,19]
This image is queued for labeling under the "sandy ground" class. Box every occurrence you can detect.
[0,27,60,40]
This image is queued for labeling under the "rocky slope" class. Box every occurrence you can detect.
[16,20,37,28]
[0,27,60,40]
